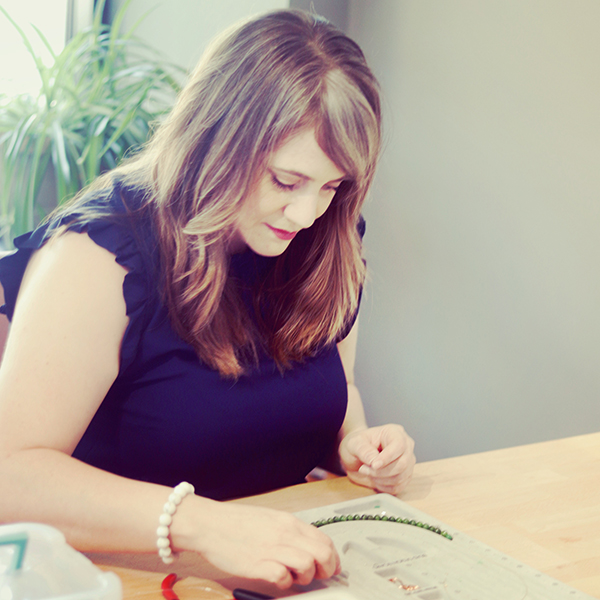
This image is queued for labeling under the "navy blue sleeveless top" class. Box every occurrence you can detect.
[0,179,358,500]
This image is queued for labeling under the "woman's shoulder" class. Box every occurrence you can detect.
[22,230,129,313]
[0,175,158,321]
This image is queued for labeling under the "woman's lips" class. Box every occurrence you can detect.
[266,224,298,241]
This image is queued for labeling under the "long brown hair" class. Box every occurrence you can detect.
[56,10,382,378]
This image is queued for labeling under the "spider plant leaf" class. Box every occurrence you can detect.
[98,109,138,158]
[63,135,86,188]
[97,81,154,158]
[52,144,67,206]
[33,150,52,208]
[6,114,38,159]
[18,132,47,234]
[92,0,108,32]
[0,0,182,244]
[108,0,134,40]
[84,133,102,184]
[84,104,113,119]
[124,122,148,144]
[30,23,57,61]
[94,116,110,137]
[102,151,117,170]
[50,120,71,183]
[3,118,26,159]
[101,0,132,84]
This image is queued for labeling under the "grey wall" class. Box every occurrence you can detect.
[109,0,600,461]
[349,0,600,460]
[289,0,348,30]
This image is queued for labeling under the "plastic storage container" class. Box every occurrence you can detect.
[0,523,121,600]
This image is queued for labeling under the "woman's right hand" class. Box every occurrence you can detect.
[174,498,340,588]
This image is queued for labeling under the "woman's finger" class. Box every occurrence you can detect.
[273,547,317,586]
[360,446,415,478]
[344,431,381,466]
[255,561,294,589]
[288,525,339,581]
[371,459,416,493]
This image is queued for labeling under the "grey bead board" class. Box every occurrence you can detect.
[291,494,593,600]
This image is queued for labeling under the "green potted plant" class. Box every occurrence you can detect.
[0,0,183,247]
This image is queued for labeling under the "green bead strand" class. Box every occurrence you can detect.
[310,513,453,541]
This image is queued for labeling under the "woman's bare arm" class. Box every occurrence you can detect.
[336,318,368,437]
[336,318,416,495]
[0,231,166,551]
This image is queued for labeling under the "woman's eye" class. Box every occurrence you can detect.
[322,184,340,194]
[271,175,296,191]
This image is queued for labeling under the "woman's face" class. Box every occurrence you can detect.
[229,128,346,256]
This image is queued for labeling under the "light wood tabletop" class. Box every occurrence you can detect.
[90,431,600,599]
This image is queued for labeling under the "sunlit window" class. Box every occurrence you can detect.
[0,0,69,97]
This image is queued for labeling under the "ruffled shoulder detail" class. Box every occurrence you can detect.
[0,179,157,374]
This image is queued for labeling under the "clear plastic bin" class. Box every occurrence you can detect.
[0,523,121,600]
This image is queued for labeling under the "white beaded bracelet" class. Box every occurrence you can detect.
[156,481,195,564]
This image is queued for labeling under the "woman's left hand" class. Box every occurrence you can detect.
[339,424,416,495]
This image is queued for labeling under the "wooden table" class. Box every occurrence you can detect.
[90,431,600,599]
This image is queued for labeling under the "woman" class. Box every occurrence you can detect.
[0,10,415,589]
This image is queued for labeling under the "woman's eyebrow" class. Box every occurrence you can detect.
[270,167,345,184]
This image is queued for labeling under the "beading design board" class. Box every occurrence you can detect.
[293,494,593,600]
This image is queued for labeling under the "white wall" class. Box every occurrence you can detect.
[108,0,288,71]
[0,0,68,96]
[349,0,600,460]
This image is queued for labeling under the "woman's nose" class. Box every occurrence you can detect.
[283,193,319,230]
